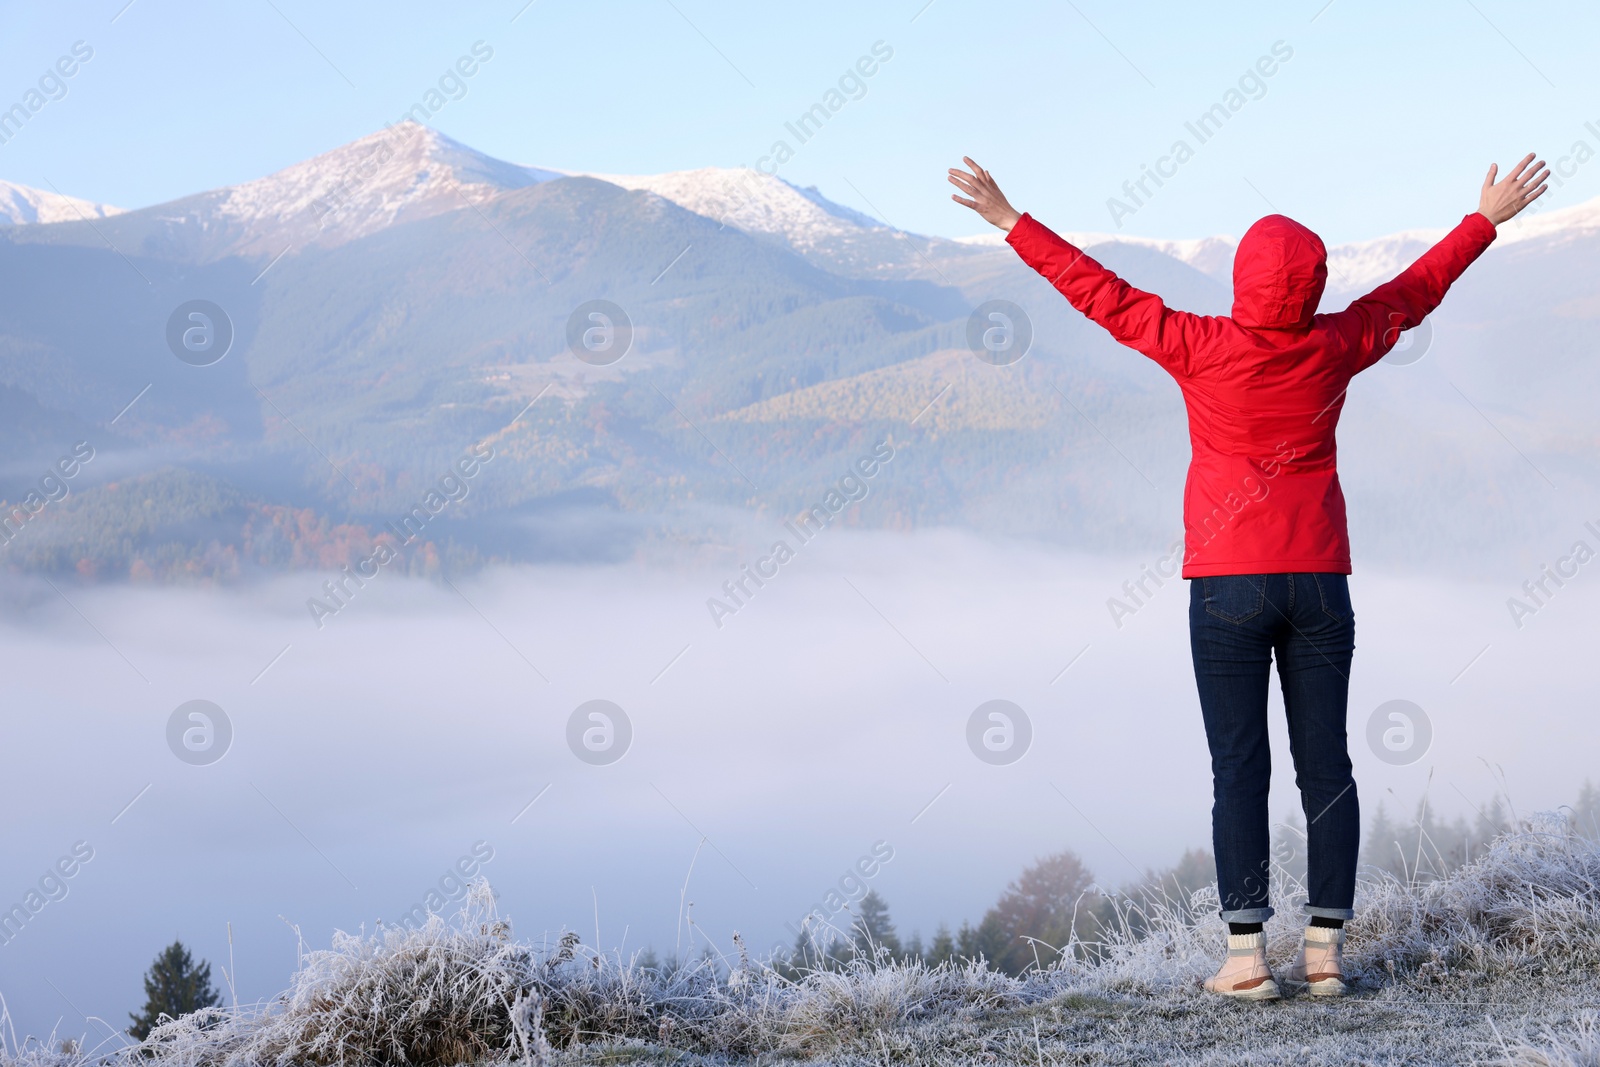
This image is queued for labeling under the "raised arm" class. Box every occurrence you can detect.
[948,158,1207,378]
[1338,153,1549,373]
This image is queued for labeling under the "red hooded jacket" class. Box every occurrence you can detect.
[1006,210,1497,577]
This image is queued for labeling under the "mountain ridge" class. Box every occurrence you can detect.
[9,123,1599,287]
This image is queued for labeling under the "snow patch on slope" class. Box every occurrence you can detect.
[956,229,1238,281]
[0,180,122,226]
[956,192,1600,292]
[1322,195,1600,292]
[1497,192,1600,247]
[583,166,887,250]
[1323,228,1448,293]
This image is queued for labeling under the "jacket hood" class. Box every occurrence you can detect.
[1232,214,1328,330]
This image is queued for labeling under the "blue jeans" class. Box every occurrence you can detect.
[1188,573,1359,923]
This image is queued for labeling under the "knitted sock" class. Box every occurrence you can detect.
[1309,916,1344,929]
[1228,921,1264,935]
[1227,931,1265,951]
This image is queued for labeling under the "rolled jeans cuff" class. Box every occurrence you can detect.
[1219,905,1274,923]
[1304,904,1355,921]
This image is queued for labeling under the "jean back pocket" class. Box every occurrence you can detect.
[1202,575,1266,624]
[1313,573,1353,623]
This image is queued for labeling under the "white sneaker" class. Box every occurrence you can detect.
[1282,925,1347,997]
[1202,932,1280,1001]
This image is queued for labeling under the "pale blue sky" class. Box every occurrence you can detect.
[2,0,1596,244]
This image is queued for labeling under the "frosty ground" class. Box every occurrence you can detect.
[9,814,1600,1067]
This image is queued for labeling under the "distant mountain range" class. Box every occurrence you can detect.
[2,122,1595,581]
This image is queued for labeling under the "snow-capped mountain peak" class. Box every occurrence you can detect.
[207,121,562,255]
[0,180,122,226]
[580,166,886,250]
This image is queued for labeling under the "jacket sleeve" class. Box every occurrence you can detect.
[1334,211,1497,374]
[1005,212,1208,379]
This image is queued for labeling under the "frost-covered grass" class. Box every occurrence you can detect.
[1488,1013,1600,1067]
[1074,810,1600,997]
[10,813,1600,1067]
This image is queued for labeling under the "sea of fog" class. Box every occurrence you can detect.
[1,528,1596,1044]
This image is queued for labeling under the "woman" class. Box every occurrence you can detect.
[949,153,1548,999]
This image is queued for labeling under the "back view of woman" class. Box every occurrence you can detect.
[950,153,1548,1000]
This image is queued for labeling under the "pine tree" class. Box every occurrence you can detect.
[1362,802,1402,879]
[1473,794,1511,851]
[902,929,924,963]
[128,941,221,1040]
[786,923,831,973]
[974,911,1011,968]
[955,920,981,961]
[1406,795,1446,880]
[1572,780,1600,841]
[926,923,955,967]
[851,890,902,960]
